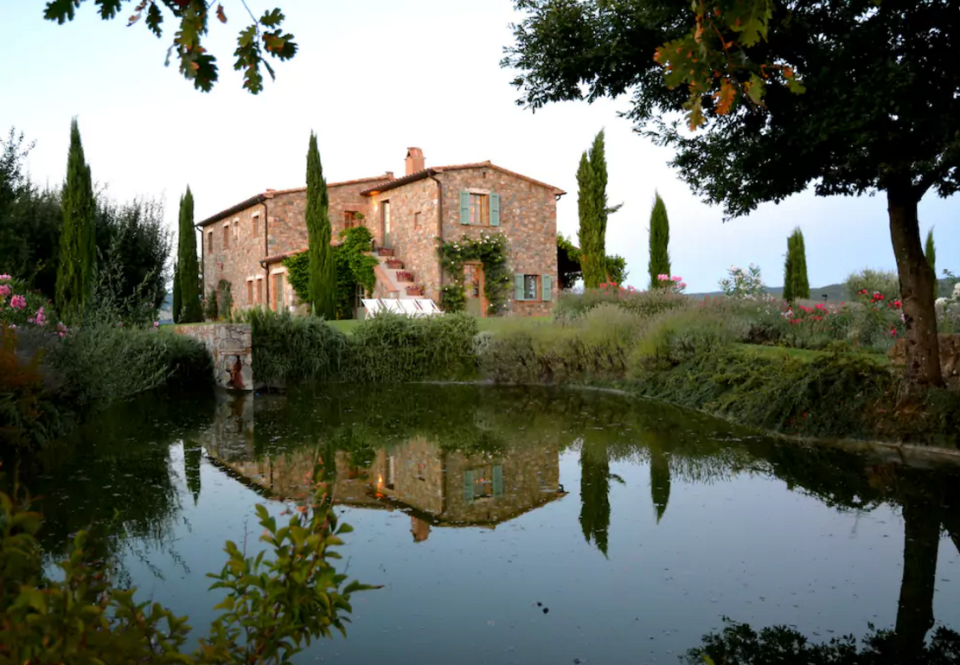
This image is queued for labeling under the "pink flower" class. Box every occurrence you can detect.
[0,284,10,298]
[154,321,159,328]
[671,275,682,282]
[679,282,687,289]
[657,274,669,281]
[10,295,26,310]
[57,322,68,339]
[0,274,11,282]
[29,306,47,327]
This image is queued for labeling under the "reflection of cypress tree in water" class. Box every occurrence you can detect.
[183,439,202,505]
[648,445,671,524]
[579,440,611,556]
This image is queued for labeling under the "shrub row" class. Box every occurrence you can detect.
[245,310,479,387]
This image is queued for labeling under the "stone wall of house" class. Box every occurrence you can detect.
[199,176,390,316]
[173,323,253,391]
[201,201,269,312]
[372,436,445,515]
[370,178,442,302]
[437,167,559,317]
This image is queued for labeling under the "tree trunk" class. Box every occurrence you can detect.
[887,186,943,396]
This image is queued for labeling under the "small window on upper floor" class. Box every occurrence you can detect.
[252,214,259,238]
[414,212,421,230]
[460,191,500,227]
[223,225,230,250]
[233,220,239,240]
[207,231,213,252]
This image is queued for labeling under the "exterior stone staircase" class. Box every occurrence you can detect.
[373,248,422,299]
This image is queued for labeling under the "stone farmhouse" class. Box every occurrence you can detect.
[197,148,565,317]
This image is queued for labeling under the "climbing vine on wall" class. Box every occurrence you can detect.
[284,225,378,319]
[439,232,510,316]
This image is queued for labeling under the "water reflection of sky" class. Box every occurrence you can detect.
[112,440,959,665]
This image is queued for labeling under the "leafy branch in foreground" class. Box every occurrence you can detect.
[0,452,377,664]
[43,1,297,93]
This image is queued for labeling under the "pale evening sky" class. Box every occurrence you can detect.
[1,1,956,293]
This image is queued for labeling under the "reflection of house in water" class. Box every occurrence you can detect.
[205,435,566,540]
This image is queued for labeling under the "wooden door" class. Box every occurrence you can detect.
[464,262,487,318]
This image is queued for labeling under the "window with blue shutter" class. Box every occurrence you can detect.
[493,465,504,497]
[541,275,552,302]
[514,274,525,301]
[490,193,500,226]
[460,191,470,225]
[463,470,475,503]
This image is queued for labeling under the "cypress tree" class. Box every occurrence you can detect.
[576,150,599,288]
[56,118,96,322]
[172,260,182,323]
[648,192,671,288]
[588,130,610,282]
[306,132,336,319]
[925,228,937,300]
[177,187,203,322]
[783,234,795,302]
[793,228,810,299]
[577,130,614,288]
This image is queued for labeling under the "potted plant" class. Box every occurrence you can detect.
[396,270,414,283]
[406,284,424,296]
[386,258,404,269]
[377,247,394,257]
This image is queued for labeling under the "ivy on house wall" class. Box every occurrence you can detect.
[284,225,378,319]
[439,232,511,316]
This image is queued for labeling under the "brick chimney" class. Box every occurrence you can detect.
[405,147,425,175]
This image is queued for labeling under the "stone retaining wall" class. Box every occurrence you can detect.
[173,323,254,391]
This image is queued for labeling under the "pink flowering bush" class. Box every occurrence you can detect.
[0,275,62,333]
[656,274,688,293]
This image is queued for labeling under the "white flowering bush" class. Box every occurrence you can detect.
[718,264,768,300]
[935,278,960,333]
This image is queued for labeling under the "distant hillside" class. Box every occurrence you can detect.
[689,278,954,302]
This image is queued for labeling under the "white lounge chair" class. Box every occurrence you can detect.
[383,299,405,315]
[418,298,444,316]
[362,299,385,317]
[398,299,425,317]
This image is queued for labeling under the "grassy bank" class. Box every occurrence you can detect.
[475,293,959,447]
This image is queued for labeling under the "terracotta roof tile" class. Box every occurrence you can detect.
[359,161,565,196]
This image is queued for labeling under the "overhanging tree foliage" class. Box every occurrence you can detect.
[504,0,960,394]
[43,1,297,94]
[648,192,670,288]
[177,187,202,322]
[56,118,96,323]
[305,133,336,320]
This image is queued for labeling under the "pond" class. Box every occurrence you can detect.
[8,385,960,664]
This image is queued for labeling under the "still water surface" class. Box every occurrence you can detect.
[14,385,960,663]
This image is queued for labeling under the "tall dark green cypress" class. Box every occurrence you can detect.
[172,260,182,323]
[177,187,203,322]
[577,130,613,288]
[925,228,937,300]
[783,228,810,302]
[783,233,797,302]
[306,132,336,319]
[56,118,96,322]
[648,192,671,288]
[793,229,810,299]
[588,130,610,282]
[576,151,599,287]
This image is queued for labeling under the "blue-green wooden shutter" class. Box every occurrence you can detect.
[541,275,552,301]
[463,470,474,503]
[514,274,525,301]
[460,191,470,225]
[493,465,504,497]
[489,193,501,226]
